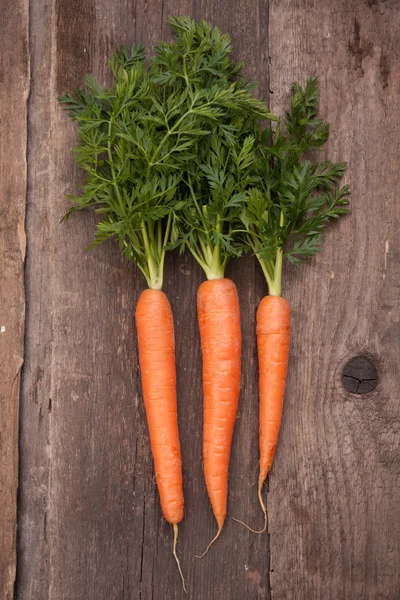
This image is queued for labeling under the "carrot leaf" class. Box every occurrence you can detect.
[240,77,350,295]
[163,18,275,280]
[59,18,274,288]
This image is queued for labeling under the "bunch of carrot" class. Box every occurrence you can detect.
[60,16,349,590]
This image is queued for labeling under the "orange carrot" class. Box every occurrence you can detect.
[235,78,348,533]
[257,295,290,521]
[197,278,241,552]
[135,289,185,588]
[232,294,290,534]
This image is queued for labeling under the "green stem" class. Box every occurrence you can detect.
[148,221,157,254]
[189,239,224,280]
[141,221,151,256]
[257,253,281,296]
[272,247,283,296]
[188,180,211,247]
[258,258,274,290]
[186,244,213,277]
[162,212,173,248]
[198,213,224,280]
[158,213,173,282]
[141,222,162,290]
[208,244,224,280]
[157,220,162,255]
[258,211,284,296]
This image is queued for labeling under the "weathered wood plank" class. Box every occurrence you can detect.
[267,1,400,598]
[18,2,270,599]
[0,2,29,598]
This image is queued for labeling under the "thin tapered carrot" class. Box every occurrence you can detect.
[258,296,290,482]
[256,295,290,527]
[234,79,348,532]
[196,278,241,553]
[232,295,290,534]
[135,289,185,589]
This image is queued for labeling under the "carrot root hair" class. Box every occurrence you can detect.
[195,526,223,559]
[232,478,268,534]
[173,524,187,593]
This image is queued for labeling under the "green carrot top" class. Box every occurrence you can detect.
[59,16,274,289]
[60,43,180,290]
[164,18,276,280]
[240,77,350,295]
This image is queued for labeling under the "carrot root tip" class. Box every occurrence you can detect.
[231,479,268,534]
[172,524,187,594]
[231,515,266,534]
[195,526,223,559]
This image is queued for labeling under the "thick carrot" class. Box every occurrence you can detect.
[197,278,241,552]
[256,295,290,526]
[135,289,185,587]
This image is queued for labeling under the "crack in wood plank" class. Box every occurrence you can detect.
[0,0,29,597]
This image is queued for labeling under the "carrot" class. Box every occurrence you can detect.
[135,289,184,524]
[197,278,241,551]
[236,77,349,531]
[256,295,290,526]
[135,289,185,588]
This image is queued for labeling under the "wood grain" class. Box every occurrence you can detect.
[15,0,400,598]
[0,1,29,598]
[18,1,270,599]
[268,0,400,598]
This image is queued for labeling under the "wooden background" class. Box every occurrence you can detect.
[1,0,399,598]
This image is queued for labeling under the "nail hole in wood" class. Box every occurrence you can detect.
[342,355,378,394]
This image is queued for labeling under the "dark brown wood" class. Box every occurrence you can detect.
[0,2,29,598]
[267,0,400,598]
[18,2,270,599]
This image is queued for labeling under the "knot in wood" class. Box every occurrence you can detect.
[342,355,378,394]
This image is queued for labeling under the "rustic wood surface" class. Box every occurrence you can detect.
[2,0,397,599]
[268,2,400,598]
[0,2,29,599]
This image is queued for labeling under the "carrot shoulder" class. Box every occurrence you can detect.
[257,295,291,486]
[135,289,184,525]
[198,278,241,533]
